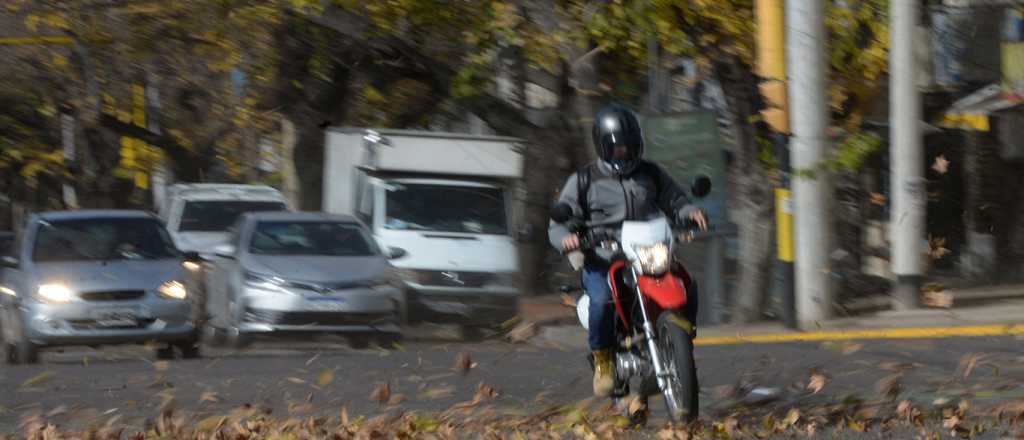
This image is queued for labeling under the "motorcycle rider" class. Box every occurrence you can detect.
[548,103,708,397]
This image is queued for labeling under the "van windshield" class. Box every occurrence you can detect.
[180,201,287,232]
[384,183,508,235]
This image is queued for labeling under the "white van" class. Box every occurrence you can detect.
[159,184,289,257]
[322,129,524,334]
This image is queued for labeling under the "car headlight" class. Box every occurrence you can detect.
[36,283,73,303]
[634,242,670,275]
[158,280,188,300]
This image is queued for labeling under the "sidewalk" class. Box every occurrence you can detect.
[521,283,1024,348]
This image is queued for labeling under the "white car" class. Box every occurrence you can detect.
[203,212,405,348]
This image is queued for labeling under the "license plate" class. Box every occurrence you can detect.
[305,297,346,311]
[91,308,138,326]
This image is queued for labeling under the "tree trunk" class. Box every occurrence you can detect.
[280,117,301,209]
[715,60,777,323]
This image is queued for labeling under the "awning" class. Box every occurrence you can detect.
[939,84,1022,131]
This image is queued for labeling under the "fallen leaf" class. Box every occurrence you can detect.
[932,155,950,174]
[196,416,227,433]
[870,192,887,206]
[21,371,55,388]
[199,391,220,404]
[506,321,538,343]
[875,373,903,399]
[340,406,350,425]
[420,385,456,400]
[808,373,827,394]
[712,384,738,400]
[879,362,917,372]
[453,352,473,374]
[475,382,499,401]
[960,353,988,379]
[781,408,800,428]
[286,377,306,384]
[387,394,407,406]
[153,361,170,372]
[316,369,334,387]
[370,382,391,404]
[46,405,67,417]
[560,293,577,308]
[841,342,864,355]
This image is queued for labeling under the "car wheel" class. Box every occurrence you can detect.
[459,325,489,342]
[155,343,176,360]
[226,327,251,350]
[178,341,201,359]
[203,324,228,347]
[347,335,371,349]
[376,333,403,348]
[3,309,38,365]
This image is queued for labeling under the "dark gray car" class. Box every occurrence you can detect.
[0,211,202,364]
[203,212,405,348]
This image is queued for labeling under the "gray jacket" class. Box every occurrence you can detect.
[548,160,699,265]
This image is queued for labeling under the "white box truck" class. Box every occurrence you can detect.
[322,128,524,333]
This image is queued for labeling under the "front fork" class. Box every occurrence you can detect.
[630,267,671,391]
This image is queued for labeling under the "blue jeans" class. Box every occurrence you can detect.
[582,263,700,351]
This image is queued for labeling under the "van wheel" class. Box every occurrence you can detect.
[459,325,487,342]
[155,344,176,360]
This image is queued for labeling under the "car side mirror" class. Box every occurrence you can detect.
[691,175,712,199]
[213,244,237,259]
[1,256,18,269]
[387,247,408,260]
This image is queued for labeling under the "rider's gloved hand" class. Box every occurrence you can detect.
[688,209,709,232]
[562,233,581,251]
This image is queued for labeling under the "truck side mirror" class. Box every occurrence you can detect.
[387,247,408,260]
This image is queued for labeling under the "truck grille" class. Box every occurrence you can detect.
[79,290,146,301]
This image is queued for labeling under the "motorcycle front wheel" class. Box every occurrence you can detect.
[656,311,699,423]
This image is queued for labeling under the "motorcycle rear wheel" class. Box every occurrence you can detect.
[656,311,699,423]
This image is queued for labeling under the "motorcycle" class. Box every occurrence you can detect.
[552,175,711,424]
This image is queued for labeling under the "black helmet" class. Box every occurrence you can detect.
[592,103,644,175]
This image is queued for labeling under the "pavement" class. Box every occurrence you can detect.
[522,282,1024,349]
[3,286,1024,437]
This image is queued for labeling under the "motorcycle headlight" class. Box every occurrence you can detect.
[36,283,74,303]
[158,280,188,300]
[634,242,670,275]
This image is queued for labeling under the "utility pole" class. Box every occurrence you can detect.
[786,0,833,327]
[756,0,795,328]
[890,0,924,310]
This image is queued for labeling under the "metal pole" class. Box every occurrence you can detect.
[890,0,924,310]
[786,0,833,327]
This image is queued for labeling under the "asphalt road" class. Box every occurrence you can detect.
[3,330,1024,437]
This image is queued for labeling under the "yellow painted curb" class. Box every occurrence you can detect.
[694,324,1024,346]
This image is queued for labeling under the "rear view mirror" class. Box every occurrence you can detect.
[1,256,18,269]
[691,175,712,199]
[387,247,408,260]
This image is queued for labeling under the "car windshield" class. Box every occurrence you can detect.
[33,218,181,262]
[179,201,286,232]
[249,221,379,256]
[384,183,508,235]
